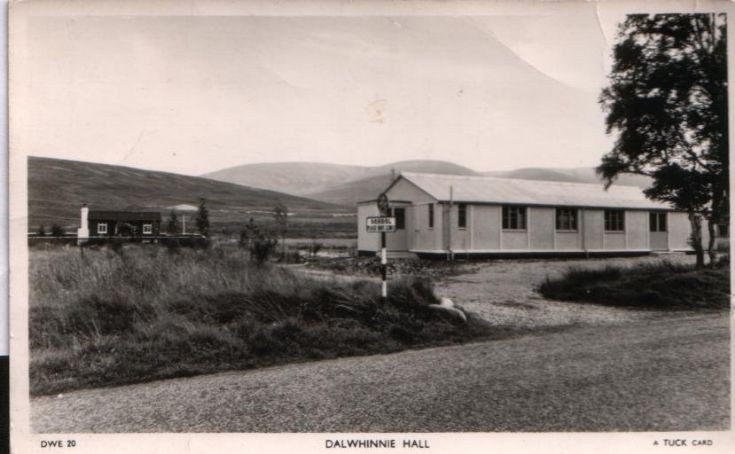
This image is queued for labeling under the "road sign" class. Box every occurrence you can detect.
[366,216,396,233]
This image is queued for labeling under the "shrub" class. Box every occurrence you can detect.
[251,237,278,264]
[310,241,323,256]
[539,261,729,309]
[50,224,65,237]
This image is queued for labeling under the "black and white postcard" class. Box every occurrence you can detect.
[8,0,734,453]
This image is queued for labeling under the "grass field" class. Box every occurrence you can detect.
[538,259,730,309]
[29,245,488,395]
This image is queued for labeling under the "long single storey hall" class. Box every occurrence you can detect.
[357,172,708,259]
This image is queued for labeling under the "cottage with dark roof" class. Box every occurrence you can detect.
[77,204,161,243]
[357,172,710,259]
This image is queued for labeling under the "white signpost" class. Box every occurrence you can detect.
[371,193,394,301]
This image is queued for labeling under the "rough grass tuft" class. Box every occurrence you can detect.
[30,245,488,395]
[538,260,730,309]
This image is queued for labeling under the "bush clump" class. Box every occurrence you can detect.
[538,260,730,309]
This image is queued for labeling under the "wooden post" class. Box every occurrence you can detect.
[448,185,454,262]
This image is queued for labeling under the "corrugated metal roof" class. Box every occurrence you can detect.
[397,172,671,210]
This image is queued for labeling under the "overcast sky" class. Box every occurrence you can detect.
[23,4,630,176]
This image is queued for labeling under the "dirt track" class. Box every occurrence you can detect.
[436,254,699,328]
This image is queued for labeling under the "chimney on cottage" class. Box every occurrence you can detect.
[77,203,89,245]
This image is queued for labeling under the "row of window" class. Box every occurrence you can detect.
[97,223,154,234]
[403,204,669,233]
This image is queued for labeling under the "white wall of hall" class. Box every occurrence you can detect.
[418,204,697,253]
[357,204,381,252]
[668,211,710,251]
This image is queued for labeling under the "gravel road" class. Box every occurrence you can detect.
[33,311,729,432]
[31,255,730,432]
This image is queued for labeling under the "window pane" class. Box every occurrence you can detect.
[557,208,576,230]
[428,204,434,228]
[395,208,405,229]
[519,207,526,229]
[558,209,565,230]
[458,204,467,228]
[503,205,529,229]
[605,210,624,231]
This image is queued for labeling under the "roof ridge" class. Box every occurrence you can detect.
[396,171,668,209]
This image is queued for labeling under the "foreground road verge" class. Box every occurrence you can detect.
[32,311,729,432]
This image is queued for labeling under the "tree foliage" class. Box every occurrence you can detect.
[599,13,728,267]
[273,201,289,261]
[238,217,278,264]
[196,199,210,237]
[239,217,260,249]
[166,209,178,235]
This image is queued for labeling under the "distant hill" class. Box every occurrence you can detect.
[303,160,479,206]
[203,162,369,196]
[483,167,652,189]
[359,160,479,179]
[28,157,352,235]
[203,159,478,201]
[304,174,394,207]
[204,159,652,207]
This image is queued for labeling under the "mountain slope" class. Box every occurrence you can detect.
[200,157,654,209]
[361,160,479,179]
[305,160,478,206]
[203,159,479,202]
[203,162,369,196]
[28,157,351,233]
[305,174,394,206]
